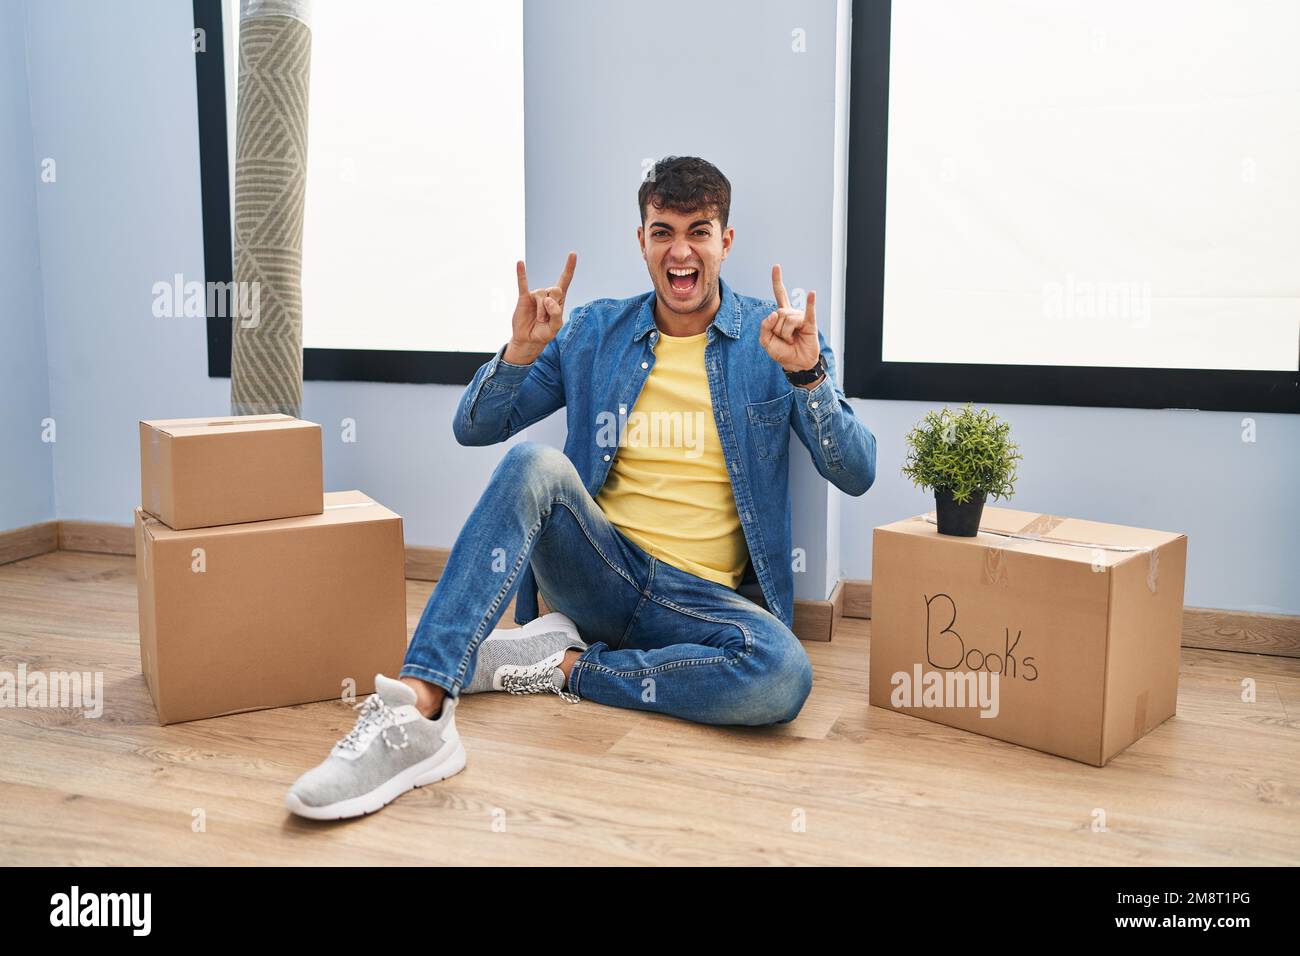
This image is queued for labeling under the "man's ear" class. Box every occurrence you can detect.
[720,225,735,261]
[636,225,646,260]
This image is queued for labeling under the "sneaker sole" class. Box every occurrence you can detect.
[493,611,582,643]
[283,737,467,821]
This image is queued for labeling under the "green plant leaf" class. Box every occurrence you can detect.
[900,401,1023,502]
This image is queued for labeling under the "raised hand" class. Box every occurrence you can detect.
[505,252,577,364]
[760,264,821,373]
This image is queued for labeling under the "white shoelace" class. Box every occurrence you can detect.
[335,694,411,753]
[501,668,580,704]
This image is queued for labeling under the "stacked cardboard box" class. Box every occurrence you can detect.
[869,506,1187,766]
[135,415,407,724]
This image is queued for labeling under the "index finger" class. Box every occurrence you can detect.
[555,252,577,296]
[771,264,791,309]
[516,260,530,297]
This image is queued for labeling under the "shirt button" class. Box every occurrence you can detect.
[810,401,819,409]
[602,454,611,461]
[743,512,750,521]
[822,439,830,445]
[641,361,649,369]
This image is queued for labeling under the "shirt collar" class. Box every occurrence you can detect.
[633,275,743,342]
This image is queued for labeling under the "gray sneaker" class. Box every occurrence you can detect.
[465,611,587,702]
[283,674,466,820]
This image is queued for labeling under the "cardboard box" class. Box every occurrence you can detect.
[135,490,407,724]
[869,507,1187,766]
[139,414,323,529]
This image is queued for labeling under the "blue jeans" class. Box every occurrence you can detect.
[400,442,813,726]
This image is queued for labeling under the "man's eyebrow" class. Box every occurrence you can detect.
[648,219,715,230]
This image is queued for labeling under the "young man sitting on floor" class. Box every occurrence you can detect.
[285,156,877,820]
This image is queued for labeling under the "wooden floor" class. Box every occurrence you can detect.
[1,549,1297,866]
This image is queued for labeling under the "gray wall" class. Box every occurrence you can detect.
[26,0,226,529]
[2,0,1295,615]
[13,0,849,599]
[522,0,847,600]
[18,0,499,552]
[840,401,1299,615]
[0,0,53,530]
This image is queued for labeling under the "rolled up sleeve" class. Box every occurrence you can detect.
[789,331,877,496]
[453,309,581,445]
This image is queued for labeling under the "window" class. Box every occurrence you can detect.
[843,0,1298,412]
[194,0,526,384]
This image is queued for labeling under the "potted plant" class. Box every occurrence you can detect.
[901,402,1022,536]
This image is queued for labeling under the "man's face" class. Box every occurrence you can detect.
[637,205,733,316]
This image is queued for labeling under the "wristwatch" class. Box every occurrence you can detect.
[784,353,828,387]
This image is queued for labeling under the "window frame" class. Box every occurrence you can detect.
[193,0,497,385]
[842,0,1298,413]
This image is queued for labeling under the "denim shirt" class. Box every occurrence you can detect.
[453,276,877,631]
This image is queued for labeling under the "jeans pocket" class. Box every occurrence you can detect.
[746,391,794,461]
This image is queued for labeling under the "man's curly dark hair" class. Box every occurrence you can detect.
[638,156,732,229]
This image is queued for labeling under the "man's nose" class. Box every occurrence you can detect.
[669,241,693,263]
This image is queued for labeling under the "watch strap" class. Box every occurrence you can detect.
[784,353,827,386]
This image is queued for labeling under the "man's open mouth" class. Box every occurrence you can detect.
[667,266,699,295]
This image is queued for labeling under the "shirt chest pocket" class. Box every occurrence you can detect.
[745,390,794,461]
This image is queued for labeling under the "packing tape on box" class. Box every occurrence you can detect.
[1017,513,1067,539]
[323,502,377,511]
[139,516,159,584]
[1134,689,1149,737]
[983,547,1010,586]
[924,513,1162,594]
[147,431,162,515]
[197,415,292,427]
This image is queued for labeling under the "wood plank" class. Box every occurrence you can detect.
[0,521,58,567]
[57,520,134,556]
[0,551,1297,865]
[830,578,844,637]
[27,520,1300,658]
[1182,605,1300,659]
[404,545,449,582]
[791,598,831,643]
[842,579,871,619]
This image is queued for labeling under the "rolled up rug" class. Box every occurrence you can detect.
[230,0,312,416]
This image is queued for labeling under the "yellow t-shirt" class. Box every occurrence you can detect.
[595,329,749,588]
